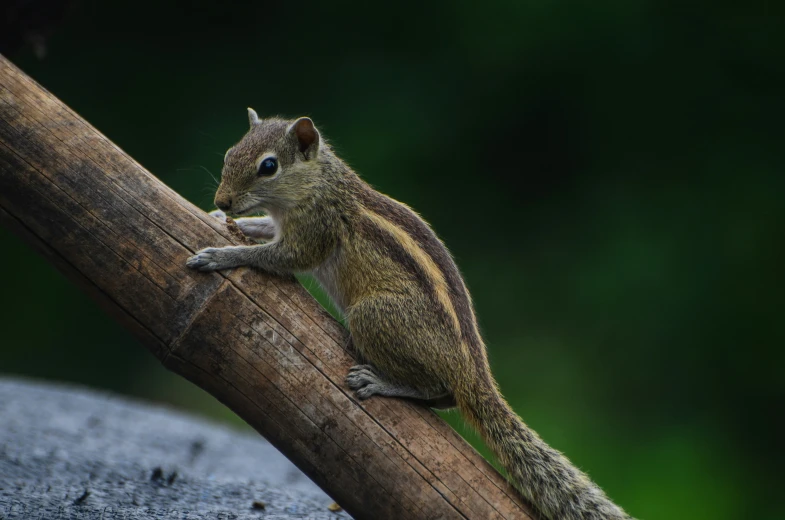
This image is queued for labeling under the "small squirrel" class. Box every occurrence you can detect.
[187,109,632,520]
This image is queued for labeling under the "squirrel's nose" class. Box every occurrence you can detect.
[214,195,232,212]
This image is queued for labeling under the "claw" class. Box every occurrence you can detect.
[346,365,383,399]
[355,385,380,400]
[187,249,213,271]
[186,248,228,272]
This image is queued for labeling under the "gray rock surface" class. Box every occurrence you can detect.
[0,377,351,519]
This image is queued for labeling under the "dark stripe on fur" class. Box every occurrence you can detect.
[354,184,482,352]
[354,213,459,338]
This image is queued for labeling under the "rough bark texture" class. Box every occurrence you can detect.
[0,54,536,520]
[0,377,349,519]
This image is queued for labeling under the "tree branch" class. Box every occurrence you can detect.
[0,54,537,520]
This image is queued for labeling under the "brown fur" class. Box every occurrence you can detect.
[187,112,632,520]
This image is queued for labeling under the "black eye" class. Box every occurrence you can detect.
[257,157,278,176]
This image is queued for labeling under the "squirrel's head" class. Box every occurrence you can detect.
[214,108,325,216]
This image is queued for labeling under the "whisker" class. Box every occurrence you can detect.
[194,165,220,185]
[176,165,220,187]
[196,193,216,209]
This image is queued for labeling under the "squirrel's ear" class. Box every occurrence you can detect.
[288,117,320,159]
[247,108,260,127]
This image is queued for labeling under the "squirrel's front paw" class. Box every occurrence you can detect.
[186,247,243,272]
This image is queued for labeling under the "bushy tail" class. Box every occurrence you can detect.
[454,378,632,520]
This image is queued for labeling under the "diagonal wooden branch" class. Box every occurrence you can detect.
[0,54,538,520]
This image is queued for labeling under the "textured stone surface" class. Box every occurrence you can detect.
[0,377,351,519]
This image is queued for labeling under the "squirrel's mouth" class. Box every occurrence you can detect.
[232,201,266,217]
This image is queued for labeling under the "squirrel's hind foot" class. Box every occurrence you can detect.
[346,365,454,408]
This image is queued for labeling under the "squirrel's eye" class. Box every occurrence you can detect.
[257,157,278,176]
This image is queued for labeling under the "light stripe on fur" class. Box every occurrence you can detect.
[361,208,462,335]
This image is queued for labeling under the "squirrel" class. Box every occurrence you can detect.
[186,109,632,520]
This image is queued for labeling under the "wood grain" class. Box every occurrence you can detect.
[0,54,538,520]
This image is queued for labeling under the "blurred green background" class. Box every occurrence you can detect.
[2,1,783,519]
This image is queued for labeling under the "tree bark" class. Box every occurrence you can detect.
[0,54,537,520]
